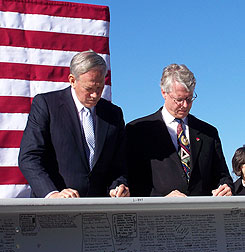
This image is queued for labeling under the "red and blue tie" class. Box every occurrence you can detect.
[176,118,191,181]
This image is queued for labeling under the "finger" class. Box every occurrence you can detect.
[213,185,227,196]
[123,187,130,197]
[212,189,218,196]
[116,185,130,197]
[118,187,130,197]
[61,189,80,198]
[124,191,130,197]
[69,189,80,198]
[109,189,117,198]
[115,186,125,197]
[212,185,223,196]
[217,186,232,196]
[165,190,187,197]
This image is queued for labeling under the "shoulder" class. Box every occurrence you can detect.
[96,98,124,124]
[188,114,219,136]
[127,108,163,127]
[33,87,70,104]
[234,177,245,195]
[234,177,242,187]
[97,98,122,111]
[126,108,165,138]
[96,98,123,117]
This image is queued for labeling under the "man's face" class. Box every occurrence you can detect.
[69,68,105,108]
[161,81,194,119]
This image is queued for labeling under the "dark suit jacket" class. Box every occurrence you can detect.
[18,87,127,197]
[234,178,245,195]
[126,108,234,196]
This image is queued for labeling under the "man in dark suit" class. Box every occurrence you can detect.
[126,64,234,197]
[19,50,129,198]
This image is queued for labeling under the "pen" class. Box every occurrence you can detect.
[115,186,119,197]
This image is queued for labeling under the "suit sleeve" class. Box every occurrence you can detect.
[18,95,63,197]
[107,107,128,191]
[212,130,235,193]
[125,123,153,196]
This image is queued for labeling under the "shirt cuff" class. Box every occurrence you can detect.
[45,190,59,198]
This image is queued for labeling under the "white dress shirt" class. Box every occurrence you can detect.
[45,88,95,198]
[161,106,190,151]
[71,87,95,127]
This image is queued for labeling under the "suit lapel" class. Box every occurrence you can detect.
[188,114,202,170]
[154,109,183,169]
[93,100,109,166]
[59,87,90,171]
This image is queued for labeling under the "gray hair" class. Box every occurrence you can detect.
[70,50,107,79]
[160,64,196,92]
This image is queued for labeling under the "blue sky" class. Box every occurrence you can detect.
[60,0,245,179]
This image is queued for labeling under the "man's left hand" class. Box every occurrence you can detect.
[110,184,130,197]
[212,184,232,196]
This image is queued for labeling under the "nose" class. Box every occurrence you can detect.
[181,99,189,108]
[90,91,98,98]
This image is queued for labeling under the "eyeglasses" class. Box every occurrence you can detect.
[168,91,197,106]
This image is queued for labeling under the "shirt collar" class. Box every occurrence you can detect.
[242,179,245,187]
[71,87,95,114]
[162,106,188,125]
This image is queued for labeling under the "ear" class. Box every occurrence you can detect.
[68,74,76,88]
[161,88,167,99]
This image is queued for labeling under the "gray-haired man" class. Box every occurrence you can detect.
[126,64,233,197]
[19,50,129,198]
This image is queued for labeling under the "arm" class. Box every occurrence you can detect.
[211,130,234,196]
[108,107,129,194]
[18,95,69,197]
[125,123,153,197]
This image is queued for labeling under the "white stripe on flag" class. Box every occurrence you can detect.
[0,79,70,97]
[0,86,111,131]
[0,11,109,37]
[0,113,28,130]
[0,185,31,198]
[0,148,19,166]
[0,0,111,198]
[0,46,111,69]
[101,85,111,102]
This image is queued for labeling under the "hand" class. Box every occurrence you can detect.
[48,188,80,198]
[165,190,187,197]
[109,184,130,197]
[212,184,232,196]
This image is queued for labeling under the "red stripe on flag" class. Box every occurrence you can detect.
[0,63,112,86]
[0,0,110,21]
[0,62,69,82]
[0,0,110,195]
[0,96,32,113]
[105,71,111,86]
[0,131,23,148]
[0,167,28,184]
[0,28,110,54]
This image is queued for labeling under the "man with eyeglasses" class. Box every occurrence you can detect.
[126,63,234,197]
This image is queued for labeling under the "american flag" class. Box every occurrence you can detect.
[0,0,111,198]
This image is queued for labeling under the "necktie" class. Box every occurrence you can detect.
[83,107,95,170]
[175,118,191,181]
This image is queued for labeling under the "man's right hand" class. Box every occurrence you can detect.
[48,188,80,198]
[165,190,187,197]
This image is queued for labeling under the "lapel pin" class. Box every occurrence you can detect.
[196,137,200,141]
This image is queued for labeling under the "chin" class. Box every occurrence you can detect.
[86,101,98,107]
[176,112,188,118]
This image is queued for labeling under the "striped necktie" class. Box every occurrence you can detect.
[83,107,95,170]
[175,118,191,181]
